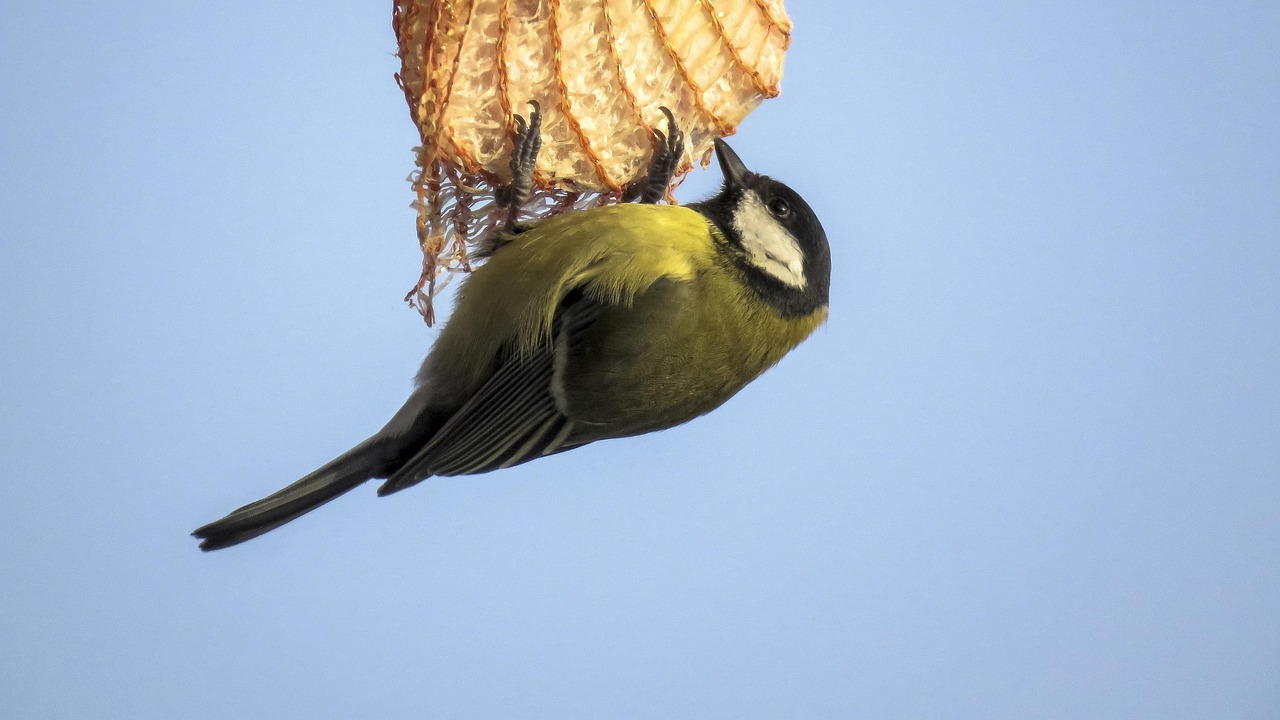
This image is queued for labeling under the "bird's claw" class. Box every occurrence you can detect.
[625,106,684,204]
[499,100,542,230]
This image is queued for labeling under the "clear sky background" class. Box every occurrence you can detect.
[2,3,1277,718]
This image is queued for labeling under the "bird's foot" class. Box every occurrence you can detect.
[496,100,542,231]
[624,107,684,204]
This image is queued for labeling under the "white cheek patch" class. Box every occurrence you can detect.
[731,191,807,288]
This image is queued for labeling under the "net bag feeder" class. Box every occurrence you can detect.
[393,0,792,323]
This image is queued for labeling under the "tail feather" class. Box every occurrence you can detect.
[192,438,385,551]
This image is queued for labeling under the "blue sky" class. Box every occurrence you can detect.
[2,2,1277,718]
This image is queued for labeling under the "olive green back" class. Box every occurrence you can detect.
[421,202,826,429]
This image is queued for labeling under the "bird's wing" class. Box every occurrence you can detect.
[376,292,607,494]
[553,276,738,437]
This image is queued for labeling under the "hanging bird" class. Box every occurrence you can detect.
[193,108,830,550]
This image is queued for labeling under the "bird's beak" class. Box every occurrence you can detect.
[714,138,749,189]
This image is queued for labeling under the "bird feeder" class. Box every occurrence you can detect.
[393,0,792,323]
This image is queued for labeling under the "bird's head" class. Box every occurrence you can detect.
[691,139,831,317]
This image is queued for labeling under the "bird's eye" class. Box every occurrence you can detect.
[767,197,791,218]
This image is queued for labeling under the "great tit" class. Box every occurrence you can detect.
[194,115,830,551]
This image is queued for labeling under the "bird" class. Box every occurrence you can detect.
[193,107,830,550]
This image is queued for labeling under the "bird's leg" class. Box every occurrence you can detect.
[623,107,684,204]
[496,100,542,232]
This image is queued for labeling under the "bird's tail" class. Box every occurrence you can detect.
[192,438,386,551]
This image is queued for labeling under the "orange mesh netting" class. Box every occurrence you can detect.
[393,0,791,323]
